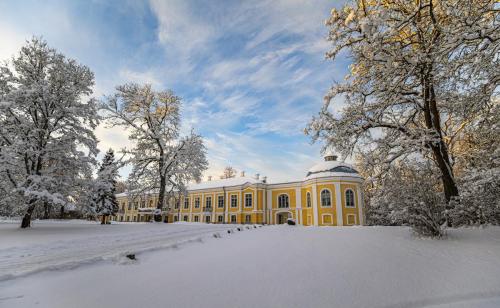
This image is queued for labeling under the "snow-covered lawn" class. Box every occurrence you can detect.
[1,222,500,308]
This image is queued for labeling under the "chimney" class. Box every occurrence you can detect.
[255,173,260,180]
[240,171,245,177]
[262,176,267,183]
[208,176,212,181]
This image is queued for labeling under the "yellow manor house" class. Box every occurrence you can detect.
[113,154,364,226]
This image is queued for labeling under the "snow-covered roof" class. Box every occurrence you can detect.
[187,176,264,191]
[304,159,362,181]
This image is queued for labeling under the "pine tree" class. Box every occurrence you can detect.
[91,149,119,224]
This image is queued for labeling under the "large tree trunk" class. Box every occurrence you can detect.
[43,201,49,219]
[21,201,37,228]
[423,72,459,203]
[155,174,166,222]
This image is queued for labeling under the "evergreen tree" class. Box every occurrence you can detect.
[91,149,119,224]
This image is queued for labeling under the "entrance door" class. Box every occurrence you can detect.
[277,212,290,224]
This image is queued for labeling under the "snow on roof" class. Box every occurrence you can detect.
[187,176,264,191]
[304,160,362,181]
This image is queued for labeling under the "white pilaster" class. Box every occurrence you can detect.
[335,182,343,226]
[295,187,301,225]
[266,188,273,224]
[312,184,319,226]
[357,185,364,225]
[225,190,229,223]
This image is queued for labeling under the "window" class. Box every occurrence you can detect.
[194,215,199,222]
[321,189,331,207]
[120,216,123,222]
[217,196,224,208]
[230,195,237,208]
[347,214,356,225]
[175,200,180,209]
[127,202,131,210]
[184,198,189,209]
[278,194,289,208]
[306,192,311,208]
[205,216,211,223]
[230,215,237,223]
[183,215,188,222]
[134,202,138,210]
[244,193,252,208]
[174,216,179,222]
[245,215,251,223]
[206,196,212,208]
[141,201,145,208]
[345,189,355,208]
[194,197,200,208]
[149,200,153,207]
[218,215,224,223]
[126,216,130,222]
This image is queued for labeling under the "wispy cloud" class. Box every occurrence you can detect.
[1,0,350,182]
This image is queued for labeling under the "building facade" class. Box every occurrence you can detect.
[112,154,364,226]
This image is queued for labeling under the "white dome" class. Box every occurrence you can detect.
[304,156,361,180]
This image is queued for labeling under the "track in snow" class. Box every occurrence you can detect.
[0,222,238,281]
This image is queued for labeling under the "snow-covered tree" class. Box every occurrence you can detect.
[0,38,99,228]
[308,1,499,203]
[448,102,500,226]
[221,166,237,179]
[102,83,208,221]
[90,149,119,224]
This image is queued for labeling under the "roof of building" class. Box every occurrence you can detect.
[304,158,361,181]
[187,176,264,191]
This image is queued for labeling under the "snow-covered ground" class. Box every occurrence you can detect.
[1,221,500,308]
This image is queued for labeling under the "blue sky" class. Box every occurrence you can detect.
[0,0,349,182]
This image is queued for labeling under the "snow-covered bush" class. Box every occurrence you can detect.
[370,162,446,237]
[449,153,500,227]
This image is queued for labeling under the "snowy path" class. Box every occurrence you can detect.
[0,221,235,281]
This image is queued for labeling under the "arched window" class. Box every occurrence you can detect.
[306,192,311,208]
[278,194,289,208]
[321,189,331,207]
[345,189,355,208]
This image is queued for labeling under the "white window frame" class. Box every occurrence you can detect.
[306,192,311,208]
[218,215,224,223]
[217,195,224,208]
[244,193,252,208]
[194,197,200,208]
[320,189,332,208]
[194,215,199,222]
[277,194,289,209]
[345,189,356,208]
[184,197,189,209]
[230,215,237,223]
[206,196,212,208]
[230,195,238,208]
